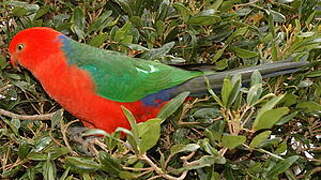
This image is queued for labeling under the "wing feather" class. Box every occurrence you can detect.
[59,35,202,102]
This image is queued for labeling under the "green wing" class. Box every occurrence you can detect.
[59,35,203,102]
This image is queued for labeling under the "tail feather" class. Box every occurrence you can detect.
[173,61,309,96]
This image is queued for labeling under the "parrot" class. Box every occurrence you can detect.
[8,27,308,133]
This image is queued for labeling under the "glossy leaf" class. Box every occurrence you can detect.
[137,118,161,153]
[253,107,289,131]
[170,143,200,156]
[249,131,272,148]
[187,15,221,26]
[65,157,100,172]
[222,135,246,149]
[230,46,259,59]
[157,91,190,121]
[267,156,299,177]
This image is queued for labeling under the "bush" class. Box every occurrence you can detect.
[0,0,321,179]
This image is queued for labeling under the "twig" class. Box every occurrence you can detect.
[140,153,188,180]
[241,106,255,127]
[123,165,156,180]
[61,119,80,156]
[178,96,210,125]
[243,144,284,160]
[0,84,13,93]
[0,108,56,120]
[234,0,260,8]
[219,147,228,156]
[181,151,195,163]
[147,175,162,180]
[123,166,153,171]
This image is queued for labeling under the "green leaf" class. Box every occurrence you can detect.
[88,11,112,33]
[257,94,285,116]
[141,42,175,60]
[275,143,288,154]
[212,47,227,62]
[99,152,122,175]
[206,76,224,107]
[222,135,246,149]
[155,20,165,36]
[187,15,221,26]
[281,93,298,107]
[119,171,137,180]
[221,78,233,107]
[247,83,263,106]
[121,43,149,52]
[226,27,248,43]
[211,0,224,10]
[230,46,259,59]
[214,58,228,70]
[199,138,219,156]
[173,3,191,22]
[17,141,32,159]
[305,70,321,77]
[236,8,252,16]
[267,156,299,177]
[71,8,85,39]
[275,111,298,125]
[137,118,162,153]
[298,79,313,88]
[43,156,56,180]
[82,129,109,136]
[251,70,262,86]
[34,6,49,20]
[157,91,190,121]
[72,7,85,30]
[253,107,289,131]
[249,131,272,148]
[4,1,39,13]
[114,127,138,153]
[65,157,100,172]
[33,136,52,152]
[192,107,221,120]
[170,144,200,156]
[204,128,222,143]
[3,118,20,136]
[0,54,8,69]
[59,167,71,180]
[114,22,134,44]
[50,109,64,129]
[227,74,242,106]
[27,147,70,161]
[121,106,139,153]
[71,25,85,40]
[173,155,216,173]
[121,106,138,138]
[270,10,286,23]
[12,7,28,16]
[296,101,321,113]
[88,33,108,47]
[156,0,169,21]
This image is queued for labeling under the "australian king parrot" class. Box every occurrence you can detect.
[8,27,308,133]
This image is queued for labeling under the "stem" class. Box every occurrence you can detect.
[243,144,284,160]
[0,108,56,120]
[140,153,188,180]
[61,119,80,156]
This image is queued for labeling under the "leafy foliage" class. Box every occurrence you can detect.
[1,0,321,179]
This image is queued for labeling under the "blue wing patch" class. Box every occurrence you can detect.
[141,88,176,107]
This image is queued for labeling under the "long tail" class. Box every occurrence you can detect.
[174,61,309,96]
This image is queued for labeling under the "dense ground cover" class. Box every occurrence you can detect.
[0,0,321,179]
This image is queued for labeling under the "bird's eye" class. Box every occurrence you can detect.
[17,44,24,51]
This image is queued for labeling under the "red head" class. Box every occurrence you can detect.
[8,27,63,71]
